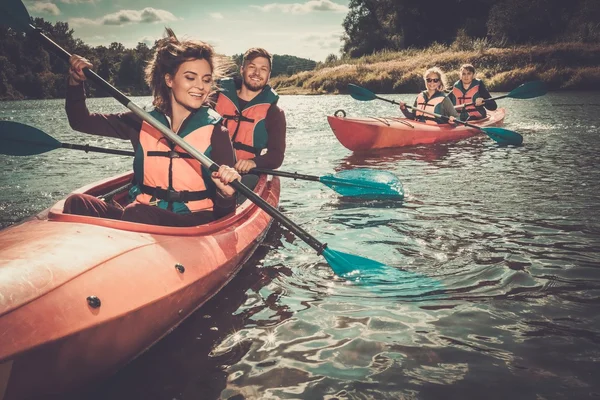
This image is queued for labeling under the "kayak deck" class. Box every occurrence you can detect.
[0,172,280,399]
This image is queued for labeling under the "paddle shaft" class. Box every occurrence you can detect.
[62,142,134,156]
[249,168,320,182]
[402,103,484,131]
[30,22,329,255]
[455,94,507,110]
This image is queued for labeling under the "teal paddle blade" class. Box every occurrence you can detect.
[322,247,444,292]
[482,127,523,146]
[509,81,547,99]
[0,0,33,31]
[0,121,61,155]
[322,247,387,277]
[320,169,404,199]
[347,83,376,101]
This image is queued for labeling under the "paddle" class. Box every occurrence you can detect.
[348,83,523,146]
[0,122,403,199]
[250,168,404,199]
[454,80,548,110]
[1,3,396,279]
[0,121,135,156]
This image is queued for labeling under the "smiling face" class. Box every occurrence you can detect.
[165,59,213,113]
[241,56,271,92]
[460,69,475,86]
[425,73,441,91]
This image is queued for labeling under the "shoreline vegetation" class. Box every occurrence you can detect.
[270,42,600,95]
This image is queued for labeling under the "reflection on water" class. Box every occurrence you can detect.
[1,92,600,399]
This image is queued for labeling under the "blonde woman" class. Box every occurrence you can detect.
[399,67,459,124]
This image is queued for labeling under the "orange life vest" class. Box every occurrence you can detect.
[415,91,447,125]
[131,108,221,213]
[214,78,279,161]
[451,79,485,119]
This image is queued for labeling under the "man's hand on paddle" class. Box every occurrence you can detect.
[235,159,257,174]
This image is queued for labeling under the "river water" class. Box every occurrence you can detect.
[1,92,600,400]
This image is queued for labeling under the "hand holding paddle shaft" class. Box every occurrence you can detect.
[0,2,397,278]
[348,84,523,146]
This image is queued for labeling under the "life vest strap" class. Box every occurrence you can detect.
[233,141,261,155]
[140,184,210,202]
[222,114,255,124]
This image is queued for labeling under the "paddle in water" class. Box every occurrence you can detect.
[347,83,523,146]
[250,167,404,199]
[0,121,403,199]
[0,1,416,282]
[454,80,548,110]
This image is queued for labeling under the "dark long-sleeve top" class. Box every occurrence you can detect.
[65,83,236,217]
[236,98,286,169]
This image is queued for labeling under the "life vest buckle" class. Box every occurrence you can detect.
[148,196,159,206]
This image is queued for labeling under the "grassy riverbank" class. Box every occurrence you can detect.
[271,42,600,95]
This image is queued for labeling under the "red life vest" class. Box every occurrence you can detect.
[415,91,447,125]
[214,78,278,161]
[451,79,484,119]
[132,108,219,213]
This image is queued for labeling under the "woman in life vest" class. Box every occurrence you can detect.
[399,67,459,124]
[62,28,241,227]
[448,64,497,121]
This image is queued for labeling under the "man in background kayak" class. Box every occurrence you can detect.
[448,64,497,121]
[214,48,286,182]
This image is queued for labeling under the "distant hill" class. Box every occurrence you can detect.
[230,54,317,78]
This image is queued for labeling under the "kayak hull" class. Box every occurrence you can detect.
[327,108,506,151]
[0,172,280,400]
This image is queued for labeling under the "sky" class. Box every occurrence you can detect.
[25,0,350,61]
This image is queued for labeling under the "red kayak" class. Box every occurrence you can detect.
[0,172,279,400]
[327,108,506,151]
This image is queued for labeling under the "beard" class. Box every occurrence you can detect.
[243,75,266,92]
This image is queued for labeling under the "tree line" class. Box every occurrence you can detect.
[0,18,317,100]
[341,0,600,57]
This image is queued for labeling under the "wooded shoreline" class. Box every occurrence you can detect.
[270,42,600,95]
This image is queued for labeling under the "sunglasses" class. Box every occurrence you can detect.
[426,78,440,83]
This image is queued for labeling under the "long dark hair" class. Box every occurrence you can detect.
[145,28,229,115]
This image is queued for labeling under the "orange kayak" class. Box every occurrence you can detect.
[327,108,506,151]
[0,172,280,400]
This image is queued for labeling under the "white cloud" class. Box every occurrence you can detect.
[68,17,97,27]
[30,2,60,16]
[300,31,342,49]
[102,8,178,26]
[210,12,224,20]
[68,8,178,27]
[252,0,347,14]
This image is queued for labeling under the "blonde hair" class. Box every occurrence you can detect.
[423,67,448,91]
[144,28,230,115]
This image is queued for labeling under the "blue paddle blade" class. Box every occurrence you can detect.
[0,0,33,31]
[0,121,61,155]
[347,83,376,101]
[509,81,547,99]
[482,127,523,146]
[322,247,388,277]
[320,169,404,199]
[322,247,443,292]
